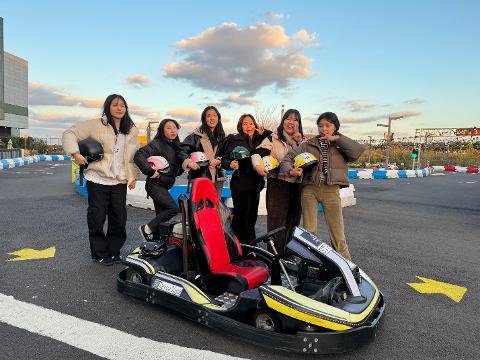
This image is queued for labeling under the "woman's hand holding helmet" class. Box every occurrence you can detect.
[73,152,88,165]
[230,160,239,170]
[289,168,303,177]
[255,164,268,177]
[187,162,200,171]
[209,158,221,169]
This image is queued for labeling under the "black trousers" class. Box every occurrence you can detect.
[266,178,302,255]
[86,181,127,259]
[231,188,260,245]
[145,181,180,235]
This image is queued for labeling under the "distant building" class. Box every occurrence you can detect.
[0,17,28,137]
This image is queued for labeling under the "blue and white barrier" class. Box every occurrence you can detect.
[348,167,433,180]
[0,155,71,170]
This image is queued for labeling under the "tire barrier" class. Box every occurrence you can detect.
[348,167,434,179]
[430,165,479,173]
[0,155,71,170]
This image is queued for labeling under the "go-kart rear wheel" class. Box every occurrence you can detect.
[253,310,281,332]
[126,268,146,284]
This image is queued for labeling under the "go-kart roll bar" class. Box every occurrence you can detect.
[251,227,295,291]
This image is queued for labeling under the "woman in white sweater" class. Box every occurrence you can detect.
[62,94,139,266]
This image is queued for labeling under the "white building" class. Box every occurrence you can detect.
[0,17,28,137]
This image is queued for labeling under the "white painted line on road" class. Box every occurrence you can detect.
[0,293,247,360]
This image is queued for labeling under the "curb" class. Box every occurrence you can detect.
[0,155,71,170]
[348,167,434,179]
[429,165,479,174]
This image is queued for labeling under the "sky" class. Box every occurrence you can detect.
[1,0,479,140]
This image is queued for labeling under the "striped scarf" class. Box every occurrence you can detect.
[318,137,329,174]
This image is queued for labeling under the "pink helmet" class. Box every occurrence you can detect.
[190,151,209,167]
[147,156,170,173]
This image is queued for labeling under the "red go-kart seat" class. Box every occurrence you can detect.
[188,178,269,293]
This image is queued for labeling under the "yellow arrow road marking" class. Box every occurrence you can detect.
[407,276,467,303]
[7,246,56,261]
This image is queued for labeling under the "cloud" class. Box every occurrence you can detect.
[404,98,427,105]
[264,11,287,22]
[126,74,150,87]
[165,108,200,123]
[343,99,392,113]
[164,22,317,93]
[341,111,421,125]
[217,93,258,107]
[29,82,103,108]
[29,82,166,123]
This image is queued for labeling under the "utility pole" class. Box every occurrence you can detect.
[377,115,403,166]
[367,136,373,164]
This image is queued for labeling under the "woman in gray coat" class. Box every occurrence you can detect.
[280,112,364,260]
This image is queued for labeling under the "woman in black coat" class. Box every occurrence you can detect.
[182,105,226,195]
[134,119,196,241]
[221,114,272,244]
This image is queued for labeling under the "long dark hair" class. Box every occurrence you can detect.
[236,114,258,135]
[154,118,181,142]
[102,94,134,135]
[200,105,225,147]
[277,109,303,142]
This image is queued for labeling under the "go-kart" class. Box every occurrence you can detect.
[117,178,384,354]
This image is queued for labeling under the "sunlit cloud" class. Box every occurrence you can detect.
[165,108,200,123]
[341,111,421,124]
[164,22,317,93]
[126,74,150,88]
[29,82,103,108]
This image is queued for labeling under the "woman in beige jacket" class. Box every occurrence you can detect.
[62,94,139,266]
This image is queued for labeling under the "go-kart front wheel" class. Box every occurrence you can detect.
[126,268,147,284]
[253,310,281,332]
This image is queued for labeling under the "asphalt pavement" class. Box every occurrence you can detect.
[0,162,479,359]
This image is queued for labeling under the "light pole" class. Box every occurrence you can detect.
[377,115,403,166]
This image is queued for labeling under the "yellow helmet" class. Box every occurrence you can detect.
[294,152,318,169]
[261,155,280,171]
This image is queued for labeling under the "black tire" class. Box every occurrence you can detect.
[126,268,147,284]
[252,310,281,332]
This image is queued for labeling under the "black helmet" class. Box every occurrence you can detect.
[78,138,104,163]
[140,241,167,258]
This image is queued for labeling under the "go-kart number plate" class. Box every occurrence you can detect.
[317,242,332,255]
[152,279,183,296]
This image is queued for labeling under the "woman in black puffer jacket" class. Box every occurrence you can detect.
[221,114,272,245]
[134,118,197,241]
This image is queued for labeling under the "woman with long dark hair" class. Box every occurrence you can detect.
[134,119,195,242]
[280,112,364,260]
[62,94,139,265]
[221,114,272,244]
[251,109,304,255]
[182,106,226,195]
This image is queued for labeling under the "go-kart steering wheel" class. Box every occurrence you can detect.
[251,226,286,246]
